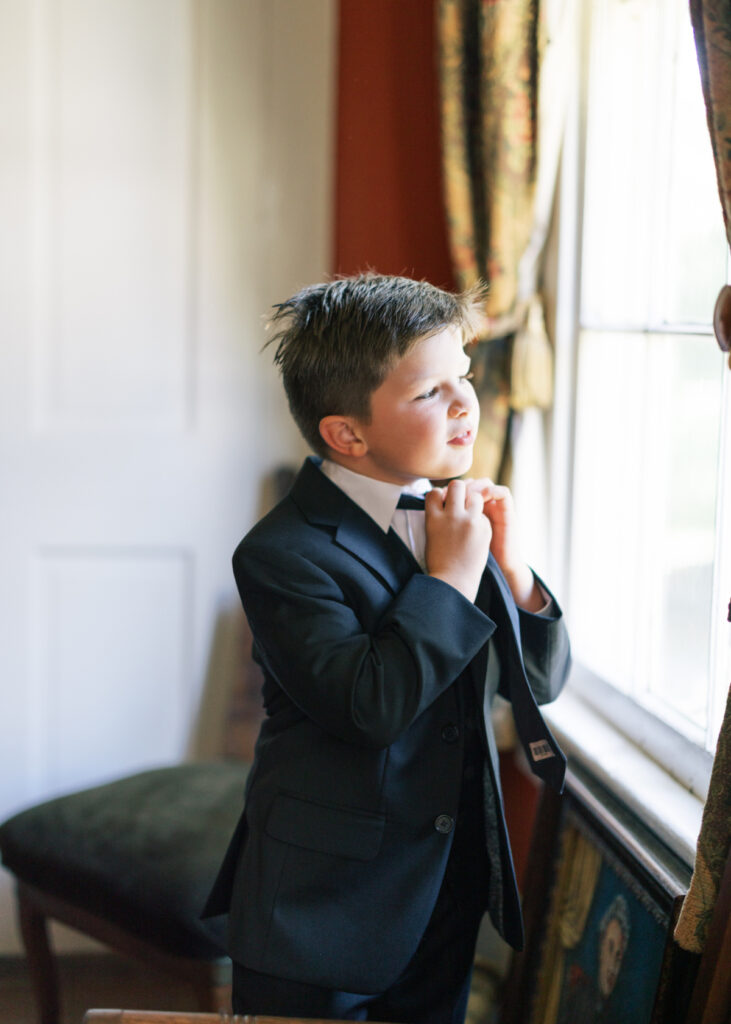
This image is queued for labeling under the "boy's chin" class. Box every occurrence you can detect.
[423,467,474,486]
[432,451,474,481]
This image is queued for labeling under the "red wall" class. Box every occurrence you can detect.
[500,754,541,886]
[334,0,455,288]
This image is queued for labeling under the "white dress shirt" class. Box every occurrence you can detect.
[320,459,431,570]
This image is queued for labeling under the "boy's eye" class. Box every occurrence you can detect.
[414,372,473,401]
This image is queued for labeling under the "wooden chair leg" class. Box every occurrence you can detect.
[17,884,61,1024]
[193,980,232,1015]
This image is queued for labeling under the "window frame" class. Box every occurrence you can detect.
[545,0,725,811]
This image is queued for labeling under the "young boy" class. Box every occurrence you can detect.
[203,274,570,1023]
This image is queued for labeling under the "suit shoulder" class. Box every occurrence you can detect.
[232,495,328,571]
[233,497,296,553]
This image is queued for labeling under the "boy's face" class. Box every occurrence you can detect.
[349,325,479,485]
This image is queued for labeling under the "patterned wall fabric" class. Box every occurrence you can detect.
[690,0,731,245]
[690,0,731,368]
[437,0,551,481]
[438,0,540,316]
[674,685,731,953]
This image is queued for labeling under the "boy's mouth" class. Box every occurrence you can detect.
[448,428,474,447]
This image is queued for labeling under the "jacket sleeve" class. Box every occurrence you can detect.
[513,573,571,705]
[235,540,496,749]
[488,564,571,706]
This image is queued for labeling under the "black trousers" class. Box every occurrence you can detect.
[231,796,491,1024]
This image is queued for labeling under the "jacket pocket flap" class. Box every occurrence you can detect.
[266,792,385,861]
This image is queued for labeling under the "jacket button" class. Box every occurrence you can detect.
[434,814,454,834]
[441,723,459,743]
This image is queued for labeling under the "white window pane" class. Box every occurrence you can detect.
[643,337,722,732]
[661,10,728,325]
[570,332,647,693]
[581,0,661,326]
[581,0,727,330]
[570,331,724,741]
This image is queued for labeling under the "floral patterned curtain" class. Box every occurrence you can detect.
[437,0,572,482]
[689,0,731,369]
[674,0,731,959]
[690,0,731,243]
[675,686,730,955]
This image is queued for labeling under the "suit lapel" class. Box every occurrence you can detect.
[290,457,415,594]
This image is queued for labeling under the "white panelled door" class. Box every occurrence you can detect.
[0,0,334,952]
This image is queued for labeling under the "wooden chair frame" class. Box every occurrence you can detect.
[15,880,232,1024]
[82,1012,396,1023]
[82,1015,371,1024]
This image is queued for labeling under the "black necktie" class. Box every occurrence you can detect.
[484,569,566,792]
[397,494,426,510]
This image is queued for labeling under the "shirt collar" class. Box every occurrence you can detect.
[320,460,431,534]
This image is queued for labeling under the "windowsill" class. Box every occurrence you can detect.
[543,686,704,868]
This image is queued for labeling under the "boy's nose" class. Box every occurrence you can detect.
[449,398,469,417]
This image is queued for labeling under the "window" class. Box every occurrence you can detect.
[552,0,730,794]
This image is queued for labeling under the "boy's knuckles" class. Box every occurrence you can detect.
[425,490,443,510]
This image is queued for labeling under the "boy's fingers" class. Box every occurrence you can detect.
[484,485,511,504]
[475,483,511,504]
[465,488,484,516]
[425,489,444,513]
[444,479,466,510]
[467,477,494,492]
[427,480,496,516]
[466,478,497,502]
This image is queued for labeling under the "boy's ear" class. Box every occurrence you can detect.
[318,415,368,458]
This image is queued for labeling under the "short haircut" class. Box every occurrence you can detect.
[268,273,487,455]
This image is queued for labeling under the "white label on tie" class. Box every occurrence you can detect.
[530,740,555,762]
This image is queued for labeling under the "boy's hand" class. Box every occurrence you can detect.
[466,479,543,612]
[425,480,493,603]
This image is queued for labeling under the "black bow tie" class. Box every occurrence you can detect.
[397,494,426,511]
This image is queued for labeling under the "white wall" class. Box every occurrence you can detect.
[0,0,335,954]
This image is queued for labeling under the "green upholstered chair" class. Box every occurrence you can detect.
[0,760,250,1024]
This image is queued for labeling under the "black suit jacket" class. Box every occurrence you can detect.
[204,457,570,993]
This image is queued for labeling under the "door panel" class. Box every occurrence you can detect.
[0,0,335,952]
